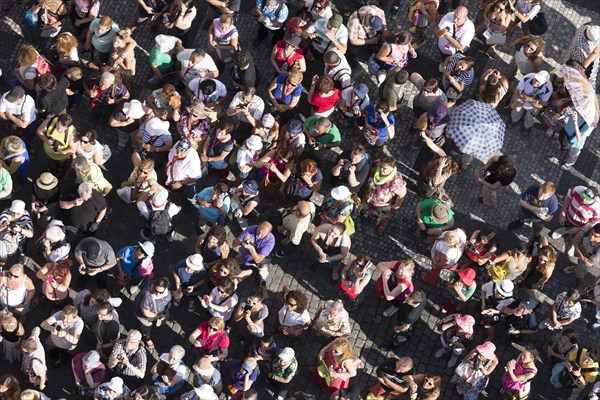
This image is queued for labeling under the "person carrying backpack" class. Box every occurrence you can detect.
[252,0,288,47]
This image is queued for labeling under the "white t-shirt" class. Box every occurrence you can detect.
[278,304,311,327]
[437,12,475,55]
[306,19,348,54]
[481,281,515,310]
[188,78,227,103]
[177,50,219,86]
[166,145,202,184]
[340,86,370,116]
[324,50,353,89]
[152,352,188,382]
[228,92,265,124]
[46,311,84,350]
[430,229,467,268]
[0,93,37,124]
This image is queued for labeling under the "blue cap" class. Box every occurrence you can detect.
[369,16,383,31]
[242,180,259,196]
[287,119,304,135]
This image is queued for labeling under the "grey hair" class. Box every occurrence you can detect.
[72,156,89,171]
[77,182,93,197]
[329,299,345,313]
[169,345,186,360]
[315,117,331,131]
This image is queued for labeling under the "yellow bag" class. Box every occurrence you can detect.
[344,214,355,236]
[488,256,511,282]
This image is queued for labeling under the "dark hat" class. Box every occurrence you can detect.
[84,241,101,262]
[520,297,538,310]
[428,104,449,125]
[242,180,259,196]
[6,86,24,103]
[329,13,343,29]
[176,138,192,152]
[581,187,596,203]
[369,16,383,31]
[287,119,304,135]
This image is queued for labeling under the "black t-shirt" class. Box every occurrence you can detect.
[504,300,538,331]
[376,359,410,392]
[39,78,69,115]
[231,58,259,89]
[397,299,425,325]
[483,157,514,187]
[61,184,107,231]
[332,151,371,194]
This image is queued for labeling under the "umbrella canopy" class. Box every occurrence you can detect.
[559,65,599,128]
[447,100,505,158]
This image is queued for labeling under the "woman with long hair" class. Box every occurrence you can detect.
[313,338,361,393]
[36,259,72,308]
[477,0,512,57]
[403,374,442,399]
[110,29,137,81]
[506,34,545,80]
[501,346,538,399]
[233,285,269,339]
[478,68,509,107]
[54,32,80,71]
[521,245,556,297]
[146,83,181,122]
[0,375,21,400]
[75,129,105,166]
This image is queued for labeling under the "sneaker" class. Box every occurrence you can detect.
[567,245,576,257]
[391,4,400,15]
[408,26,417,33]
[561,163,574,171]
[563,265,577,275]
[435,348,447,358]
[551,228,566,239]
[383,305,399,317]
[447,355,458,368]
[592,323,600,330]
[507,219,524,231]
[188,299,196,312]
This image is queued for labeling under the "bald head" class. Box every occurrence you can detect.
[454,6,468,24]
[298,201,311,217]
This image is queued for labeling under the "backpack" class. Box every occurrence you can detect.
[148,207,172,236]
[528,12,547,36]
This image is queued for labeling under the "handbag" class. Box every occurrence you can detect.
[408,0,436,27]
[488,255,511,282]
[528,12,547,35]
[344,214,355,236]
[484,29,506,45]
[284,174,302,197]
[102,144,112,163]
[363,126,378,146]
[317,361,333,387]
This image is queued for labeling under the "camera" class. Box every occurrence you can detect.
[55,325,62,332]
[51,140,60,152]
[465,241,477,253]
[243,304,252,312]
[340,159,351,172]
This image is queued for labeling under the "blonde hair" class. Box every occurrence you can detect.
[287,70,304,85]
[65,67,83,81]
[219,13,233,24]
[401,259,415,274]
[208,316,225,331]
[328,338,356,362]
[2,136,23,154]
[20,390,41,400]
[541,181,556,195]
[17,44,37,66]
[21,338,37,353]
[443,231,462,248]
[0,315,18,331]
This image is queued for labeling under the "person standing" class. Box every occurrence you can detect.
[435,6,475,58]
[508,181,558,240]
[508,70,552,135]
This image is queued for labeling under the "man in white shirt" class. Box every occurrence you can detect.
[227,86,265,140]
[303,13,348,59]
[187,77,227,111]
[176,48,219,87]
[165,138,202,200]
[509,70,553,134]
[323,50,352,89]
[41,305,84,367]
[435,6,475,58]
[275,200,316,258]
[0,86,37,130]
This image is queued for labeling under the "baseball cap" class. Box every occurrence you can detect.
[287,119,304,135]
[369,16,383,31]
[533,70,550,85]
[329,13,343,29]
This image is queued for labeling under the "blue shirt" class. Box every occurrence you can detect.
[118,246,141,277]
[256,0,288,30]
[238,225,276,266]
[366,104,395,138]
[565,115,593,150]
[270,74,302,106]
[521,184,559,220]
[174,260,207,286]
[196,187,231,223]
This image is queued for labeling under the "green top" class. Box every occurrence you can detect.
[420,198,454,228]
[271,354,298,380]
[149,40,177,73]
[0,168,12,191]
[448,278,476,302]
[304,115,341,145]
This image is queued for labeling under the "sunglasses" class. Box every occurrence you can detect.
[314,5,324,10]
[97,311,110,316]
[208,326,219,331]
[288,301,298,306]
[286,80,298,87]
[9,273,19,279]
[80,139,90,144]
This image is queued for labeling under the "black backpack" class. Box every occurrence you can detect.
[149,207,172,236]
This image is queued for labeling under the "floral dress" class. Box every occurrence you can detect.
[451,357,493,399]
[365,170,405,217]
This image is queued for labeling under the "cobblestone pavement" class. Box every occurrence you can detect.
[0,0,599,399]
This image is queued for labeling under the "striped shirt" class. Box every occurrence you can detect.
[256,0,288,31]
[109,338,147,377]
[140,126,172,148]
[566,186,600,227]
[441,53,474,89]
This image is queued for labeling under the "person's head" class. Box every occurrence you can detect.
[86,288,110,308]
[583,348,600,365]
[2,136,23,157]
[532,70,551,88]
[21,337,37,354]
[97,15,113,35]
[312,0,329,15]
[296,200,312,218]
[71,155,90,174]
[394,356,413,373]
[55,32,78,57]
[151,277,170,296]
[215,119,234,137]
[329,338,354,360]
[494,280,514,299]
[8,264,25,281]
[559,328,578,345]
[7,199,25,220]
[217,259,241,278]
[422,375,442,392]
[537,245,556,270]
[326,299,346,318]
[167,345,186,365]
[17,44,37,66]
[393,31,412,45]
[82,350,102,370]
[232,50,251,69]
[352,254,373,278]
[513,296,536,315]
[97,301,114,322]
[53,259,72,279]
[53,113,73,132]
[367,15,382,31]
[207,316,226,334]
[219,13,233,30]
[497,161,516,180]
[125,329,143,350]
[206,226,227,248]
[393,69,409,85]
[78,129,98,146]
[313,117,332,136]
[0,375,20,395]
[563,289,581,307]
[137,159,155,177]
[210,182,228,201]
[129,385,158,400]
[65,66,83,82]
[217,278,236,299]
[191,47,206,63]
[113,28,132,47]
[406,290,425,307]
[520,346,540,364]
[99,71,115,89]
[538,181,556,200]
[77,182,93,201]
[378,156,396,177]
[590,223,600,244]
[161,83,179,108]
[276,347,295,367]
[522,35,545,58]
[175,137,192,157]
[247,285,268,309]
[20,390,43,400]
[300,158,318,177]
[512,242,530,257]
[453,6,469,25]
[480,72,504,104]
[349,145,367,165]
[242,86,257,103]
[38,73,57,93]
[61,304,79,325]
[0,315,18,332]
[456,56,475,72]
[259,334,275,349]
[323,51,341,67]
[286,70,303,87]
[5,86,25,106]
[395,259,415,279]
[375,102,390,116]
[316,76,334,93]
[242,390,258,400]
[256,221,273,240]
[326,222,346,241]
[286,289,308,313]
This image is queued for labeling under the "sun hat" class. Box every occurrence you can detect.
[241,357,258,372]
[151,189,169,209]
[369,15,383,31]
[138,241,155,257]
[329,13,343,29]
[278,347,295,362]
[261,113,275,128]
[186,254,205,271]
[144,117,170,137]
[6,86,24,103]
[155,34,177,53]
[193,357,215,375]
[245,135,264,151]
[454,314,475,335]
[331,185,350,201]
[9,200,25,214]
[476,341,496,360]
[127,329,142,341]
[287,119,304,135]
[36,172,58,190]
[122,100,147,119]
[45,225,65,242]
[457,268,476,287]
[586,25,600,42]
[533,70,550,85]
[242,180,259,196]
[353,83,369,99]
[188,101,207,118]
[106,377,124,394]
[285,35,302,48]
[82,350,102,369]
[431,204,449,224]
[194,385,218,400]
[495,280,514,297]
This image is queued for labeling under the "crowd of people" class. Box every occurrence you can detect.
[0,0,596,399]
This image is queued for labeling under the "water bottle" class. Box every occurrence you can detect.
[542,207,549,215]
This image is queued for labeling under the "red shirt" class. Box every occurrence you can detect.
[194,321,230,352]
[311,89,341,114]
[274,40,304,71]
